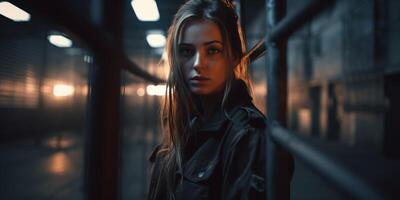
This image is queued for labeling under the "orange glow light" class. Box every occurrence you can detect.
[48,152,71,175]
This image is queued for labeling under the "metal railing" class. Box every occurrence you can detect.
[263,0,384,199]
[269,124,383,200]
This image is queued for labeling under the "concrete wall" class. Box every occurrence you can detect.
[232,0,400,156]
[286,0,399,155]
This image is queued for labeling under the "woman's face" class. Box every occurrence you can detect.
[178,19,230,96]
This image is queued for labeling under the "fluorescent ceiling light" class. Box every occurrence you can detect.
[146,84,166,96]
[146,33,166,48]
[47,34,73,48]
[131,0,160,21]
[53,84,75,97]
[0,2,30,22]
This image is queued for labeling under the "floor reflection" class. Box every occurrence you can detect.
[47,152,72,175]
[0,131,84,200]
[0,126,159,200]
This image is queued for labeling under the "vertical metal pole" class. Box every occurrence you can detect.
[265,0,289,199]
[266,0,287,124]
[85,0,123,199]
[35,30,48,145]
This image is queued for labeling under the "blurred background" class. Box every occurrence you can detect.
[0,0,399,199]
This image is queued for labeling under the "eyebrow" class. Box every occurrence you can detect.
[179,40,223,46]
[204,40,223,45]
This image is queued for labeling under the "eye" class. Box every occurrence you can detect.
[207,47,222,55]
[179,47,195,58]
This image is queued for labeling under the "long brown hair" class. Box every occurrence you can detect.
[155,0,251,198]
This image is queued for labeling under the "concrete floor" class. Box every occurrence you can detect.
[0,131,84,200]
[0,127,157,200]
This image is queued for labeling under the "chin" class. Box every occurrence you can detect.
[189,86,209,95]
[190,87,223,97]
[191,88,209,96]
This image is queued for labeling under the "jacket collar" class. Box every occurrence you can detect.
[190,79,253,133]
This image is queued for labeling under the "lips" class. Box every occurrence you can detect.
[190,76,210,81]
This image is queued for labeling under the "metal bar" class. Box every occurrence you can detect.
[13,0,165,84]
[84,0,123,199]
[270,125,385,200]
[268,0,335,43]
[248,0,336,64]
[265,0,290,200]
[265,0,287,124]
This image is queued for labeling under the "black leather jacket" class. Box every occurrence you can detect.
[147,80,293,200]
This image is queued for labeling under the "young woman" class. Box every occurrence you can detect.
[148,0,292,199]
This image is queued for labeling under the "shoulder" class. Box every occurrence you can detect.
[228,104,266,130]
[222,105,266,149]
[219,105,267,167]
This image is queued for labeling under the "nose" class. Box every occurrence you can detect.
[193,51,206,71]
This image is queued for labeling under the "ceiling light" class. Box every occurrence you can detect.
[53,84,75,97]
[0,2,30,22]
[131,0,160,21]
[146,84,166,96]
[47,34,73,48]
[146,33,166,48]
